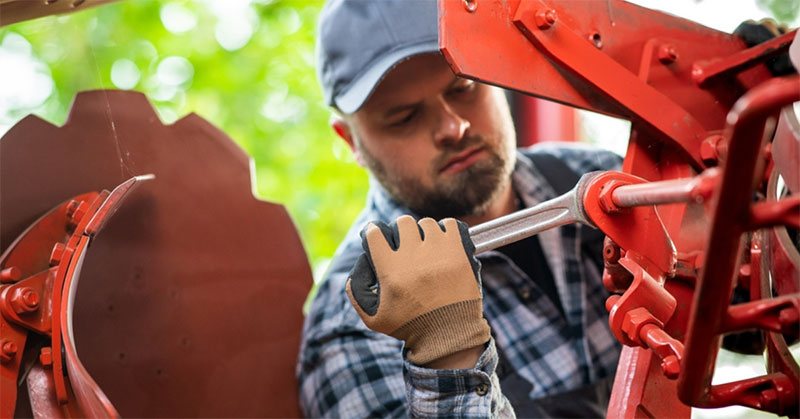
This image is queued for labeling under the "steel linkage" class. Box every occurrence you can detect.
[0,176,150,418]
[440,0,799,416]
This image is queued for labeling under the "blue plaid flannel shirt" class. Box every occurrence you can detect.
[298,143,623,417]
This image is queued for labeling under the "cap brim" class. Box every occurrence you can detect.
[334,41,440,114]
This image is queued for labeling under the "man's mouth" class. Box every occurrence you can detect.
[439,146,486,174]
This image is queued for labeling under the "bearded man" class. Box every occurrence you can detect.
[298,0,622,417]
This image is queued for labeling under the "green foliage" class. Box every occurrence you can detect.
[757,0,800,24]
[0,0,368,275]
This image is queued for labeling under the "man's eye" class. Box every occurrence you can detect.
[449,81,476,96]
[389,110,417,127]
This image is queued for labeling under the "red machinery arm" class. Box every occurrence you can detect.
[440,0,799,416]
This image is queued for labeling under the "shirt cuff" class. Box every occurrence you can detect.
[403,338,512,418]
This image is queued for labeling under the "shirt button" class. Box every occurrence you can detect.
[475,383,489,396]
[519,286,531,300]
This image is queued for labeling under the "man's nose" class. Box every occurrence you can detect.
[433,99,470,147]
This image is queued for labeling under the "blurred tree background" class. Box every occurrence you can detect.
[0,0,364,280]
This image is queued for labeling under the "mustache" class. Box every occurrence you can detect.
[434,136,487,170]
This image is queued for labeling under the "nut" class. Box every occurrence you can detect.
[700,135,724,167]
[657,44,678,64]
[0,340,18,363]
[598,180,629,214]
[621,307,662,345]
[534,9,557,30]
[660,355,680,380]
[10,287,40,314]
[50,242,66,267]
[40,347,53,367]
[0,267,22,284]
[66,200,88,230]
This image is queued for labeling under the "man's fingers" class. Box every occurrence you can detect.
[346,254,380,316]
[439,218,459,233]
[364,222,395,255]
[418,217,444,239]
[396,214,422,245]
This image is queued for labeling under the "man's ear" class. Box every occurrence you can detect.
[331,116,365,166]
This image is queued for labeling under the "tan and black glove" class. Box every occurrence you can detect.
[345,215,491,366]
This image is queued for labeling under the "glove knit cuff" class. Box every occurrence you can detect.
[393,298,491,366]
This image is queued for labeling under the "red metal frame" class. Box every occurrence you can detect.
[440,0,799,416]
[0,176,149,418]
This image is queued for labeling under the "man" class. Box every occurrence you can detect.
[298,0,621,417]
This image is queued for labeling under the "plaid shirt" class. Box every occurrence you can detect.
[298,143,622,417]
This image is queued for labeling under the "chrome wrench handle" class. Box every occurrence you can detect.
[469,172,600,254]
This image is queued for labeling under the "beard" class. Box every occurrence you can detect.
[358,135,516,220]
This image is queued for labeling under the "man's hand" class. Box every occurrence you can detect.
[345,215,491,367]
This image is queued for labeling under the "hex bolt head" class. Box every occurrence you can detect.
[40,347,53,368]
[66,199,80,218]
[700,135,725,167]
[50,242,66,267]
[66,200,88,230]
[10,287,40,314]
[660,355,680,380]
[598,180,628,214]
[0,267,22,284]
[658,44,678,64]
[534,9,557,30]
[0,340,18,363]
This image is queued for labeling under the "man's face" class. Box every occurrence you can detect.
[346,54,517,219]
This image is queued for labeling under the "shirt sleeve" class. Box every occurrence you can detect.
[405,338,515,418]
[298,241,514,418]
[298,264,408,417]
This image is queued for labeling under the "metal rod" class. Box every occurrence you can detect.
[611,169,719,208]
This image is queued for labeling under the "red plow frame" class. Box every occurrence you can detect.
[440,0,799,416]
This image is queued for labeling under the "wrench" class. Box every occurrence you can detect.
[469,172,601,254]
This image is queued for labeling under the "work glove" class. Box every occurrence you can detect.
[345,215,491,366]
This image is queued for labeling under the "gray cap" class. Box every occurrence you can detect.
[316,0,439,114]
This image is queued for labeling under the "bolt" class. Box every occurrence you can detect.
[658,44,678,64]
[40,347,53,367]
[0,267,22,283]
[598,180,629,214]
[605,294,620,312]
[603,241,621,264]
[534,9,557,30]
[50,242,66,267]
[660,355,680,380]
[66,200,88,230]
[700,135,724,167]
[10,287,40,314]
[0,340,18,363]
[462,0,477,12]
[66,199,80,218]
[759,388,778,412]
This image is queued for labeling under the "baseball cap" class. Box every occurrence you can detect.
[316,0,440,114]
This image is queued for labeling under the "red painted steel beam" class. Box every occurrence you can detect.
[678,75,800,410]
